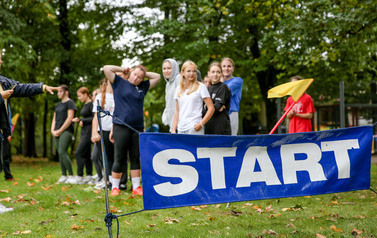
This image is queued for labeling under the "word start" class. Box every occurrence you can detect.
[151,139,359,197]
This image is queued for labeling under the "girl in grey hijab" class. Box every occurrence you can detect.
[162,59,180,130]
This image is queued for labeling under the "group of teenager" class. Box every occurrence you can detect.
[0,49,316,213]
[49,57,244,197]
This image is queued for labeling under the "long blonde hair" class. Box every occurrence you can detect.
[178,60,200,98]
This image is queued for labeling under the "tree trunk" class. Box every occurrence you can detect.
[24,111,37,157]
[43,97,48,157]
[59,0,71,85]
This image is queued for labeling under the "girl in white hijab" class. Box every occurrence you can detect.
[161,59,180,130]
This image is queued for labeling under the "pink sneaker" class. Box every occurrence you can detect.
[132,186,143,196]
[110,188,120,196]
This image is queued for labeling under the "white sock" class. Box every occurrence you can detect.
[131,177,140,190]
[109,175,113,184]
[112,178,120,189]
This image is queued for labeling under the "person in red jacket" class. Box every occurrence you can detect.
[284,75,315,133]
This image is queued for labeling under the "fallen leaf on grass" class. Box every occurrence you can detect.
[330,225,342,232]
[124,220,131,225]
[27,182,35,187]
[34,176,43,183]
[45,235,52,238]
[62,201,70,206]
[13,182,18,186]
[93,190,101,194]
[286,223,296,228]
[0,190,10,193]
[21,230,32,234]
[42,185,53,191]
[230,210,242,216]
[61,186,72,191]
[191,206,201,211]
[268,213,281,218]
[0,197,11,202]
[71,224,84,230]
[265,205,274,212]
[146,224,156,228]
[316,234,326,238]
[351,228,362,236]
[262,229,278,235]
[162,218,180,224]
[327,201,338,206]
[209,217,216,221]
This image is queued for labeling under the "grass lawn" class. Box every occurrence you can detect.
[0,156,376,237]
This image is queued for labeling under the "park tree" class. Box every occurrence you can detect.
[0,0,128,157]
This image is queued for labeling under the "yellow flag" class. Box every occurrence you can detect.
[268,78,313,102]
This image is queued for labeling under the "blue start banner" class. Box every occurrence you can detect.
[140,126,372,210]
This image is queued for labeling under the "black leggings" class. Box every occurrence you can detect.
[75,136,93,176]
[112,123,141,173]
[91,130,114,180]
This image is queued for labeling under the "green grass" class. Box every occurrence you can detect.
[0,156,377,237]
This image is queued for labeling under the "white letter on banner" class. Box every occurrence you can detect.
[236,146,281,187]
[197,147,237,190]
[321,139,359,179]
[281,143,326,184]
[153,149,199,197]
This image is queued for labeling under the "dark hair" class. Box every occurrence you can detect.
[290,75,303,81]
[59,84,71,98]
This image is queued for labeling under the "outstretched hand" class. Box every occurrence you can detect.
[45,86,60,95]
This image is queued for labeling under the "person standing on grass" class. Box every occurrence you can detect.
[72,87,93,184]
[284,75,315,133]
[171,60,215,134]
[0,49,59,213]
[221,57,243,135]
[204,62,231,135]
[51,85,77,184]
[103,64,161,197]
[161,58,180,131]
[91,78,115,189]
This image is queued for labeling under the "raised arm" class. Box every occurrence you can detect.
[147,71,161,89]
[103,65,126,83]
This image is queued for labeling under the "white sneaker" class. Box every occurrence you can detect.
[65,176,78,184]
[92,174,98,180]
[56,176,68,184]
[83,175,93,184]
[75,176,86,185]
[0,203,13,214]
[94,179,105,189]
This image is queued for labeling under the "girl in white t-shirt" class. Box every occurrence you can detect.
[171,60,214,134]
[91,78,115,186]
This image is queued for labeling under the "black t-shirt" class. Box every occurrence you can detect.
[79,101,93,137]
[205,82,231,135]
[54,99,77,133]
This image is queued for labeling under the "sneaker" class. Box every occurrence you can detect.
[94,179,105,189]
[0,203,13,214]
[132,186,143,196]
[110,188,120,196]
[65,176,78,184]
[83,175,94,184]
[119,184,127,190]
[92,174,98,180]
[56,176,68,184]
[75,176,86,185]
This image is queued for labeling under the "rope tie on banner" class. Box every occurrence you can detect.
[96,102,145,238]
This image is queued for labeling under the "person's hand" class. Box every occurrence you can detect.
[109,130,114,143]
[91,132,101,143]
[1,89,14,99]
[45,85,60,95]
[288,109,296,117]
[219,105,226,112]
[51,130,58,137]
[194,123,203,131]
[72,117,80,123]
[79,121,83,127]
[7,136,11,142]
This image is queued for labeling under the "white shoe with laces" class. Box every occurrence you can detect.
[65,176,78,184]
[56,176,68,184]
[0,203,13,214]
